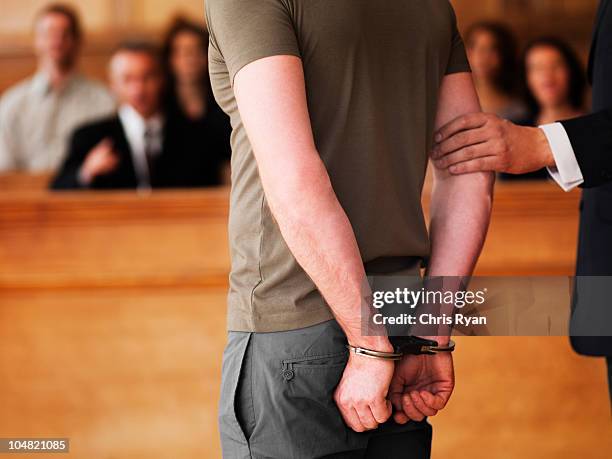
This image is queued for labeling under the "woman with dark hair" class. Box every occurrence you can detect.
[162,17,231,186]
[521,37,586,126]
[465,22,527,122]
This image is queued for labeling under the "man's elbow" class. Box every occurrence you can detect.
[262,157,335,224]
[435,167,495,196]
[433,170,495,223]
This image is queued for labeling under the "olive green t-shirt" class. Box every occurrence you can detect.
[206,0,471,332]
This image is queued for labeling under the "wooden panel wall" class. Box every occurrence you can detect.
[0,174,583,287]
[0,0,601,93]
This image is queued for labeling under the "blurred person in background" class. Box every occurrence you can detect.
[162,18,231,186]
[51,42,194,190]
[0,3,115,172]
[502,37,587,180]
[465,22,527,122]
[521,37,586,127]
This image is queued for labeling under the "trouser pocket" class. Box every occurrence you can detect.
[278,351,368,457]
[241,321,370,458]
[281,351,349,382]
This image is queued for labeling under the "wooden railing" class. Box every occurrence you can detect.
[0,173,581,294]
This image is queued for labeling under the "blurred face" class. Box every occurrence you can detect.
[467,29,501,82]
[526,45,571,109]
[170,31,207,84]
[110,51,164,118]
[34,12,79,68]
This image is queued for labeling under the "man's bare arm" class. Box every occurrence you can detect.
[389,73,494,424]
[427,73,495,343]
[429,73,494,278]
[233,55,388,352]
[233,55,394,432]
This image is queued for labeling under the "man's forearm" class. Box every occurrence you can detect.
[428,73,494,279]
[428,170,493,277]
[424,168,493,343]
[264,154,392,352]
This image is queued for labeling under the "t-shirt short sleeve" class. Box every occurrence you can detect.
[206,0,301,85]
[445,5,471,75]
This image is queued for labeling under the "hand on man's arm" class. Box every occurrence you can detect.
[431,112,555,176]
[429,110,612,190]
[391,73,494,424]
[233,55,393,432]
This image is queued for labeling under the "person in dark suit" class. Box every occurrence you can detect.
[51,41,219,190]
[162,18,231,186]
[430,0,612,403]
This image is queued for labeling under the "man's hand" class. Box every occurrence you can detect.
[431,112,555,175]
[79,138,119,185]
[389,353,454,423]
[334,353,394,432]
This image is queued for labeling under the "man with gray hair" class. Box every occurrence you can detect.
[51,42,193,190]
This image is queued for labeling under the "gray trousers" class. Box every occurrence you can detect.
[218,320,432,459]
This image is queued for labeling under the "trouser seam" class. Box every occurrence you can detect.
[233,333,254,458]
[249,335,256,440]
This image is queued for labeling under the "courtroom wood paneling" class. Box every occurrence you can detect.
[0,0,203,36]
[0,185,230,289]
[0,287,228,459]
[0,0,115,35]
[0,175,581,293]
[0,1,601,93]
[130,0,204,29]
[431,336,612,459]
[452,0,599,50]
[1,290,610,459]
[475,181,581,275]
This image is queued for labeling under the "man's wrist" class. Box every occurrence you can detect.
[347,335,394,354]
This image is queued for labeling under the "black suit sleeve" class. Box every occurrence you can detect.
[560,109,612,188]
[50,127,98,190]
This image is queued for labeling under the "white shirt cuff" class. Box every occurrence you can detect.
[539,122,584,192]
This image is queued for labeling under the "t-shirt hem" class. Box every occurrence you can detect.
[444,67,471,76]
[227,305,335,333]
